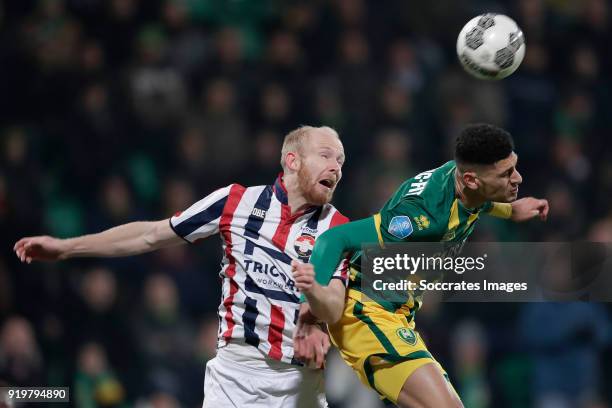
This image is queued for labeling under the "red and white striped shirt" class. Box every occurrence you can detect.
[170,174,349,365]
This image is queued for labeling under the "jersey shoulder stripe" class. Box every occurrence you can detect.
[244,185,274,239]
[172,196,227,239]
[170,184,233,242]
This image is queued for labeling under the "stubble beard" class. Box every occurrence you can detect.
[297,166,333,206]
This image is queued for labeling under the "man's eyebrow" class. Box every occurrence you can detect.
[320,146,344,158]
[499,154,518,175]
[499,161,516,175]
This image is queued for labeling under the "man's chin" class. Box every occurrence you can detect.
[306,188,334,206]
[492,193,517,203]
[314,193,334,206]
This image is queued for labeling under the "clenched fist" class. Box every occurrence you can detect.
[511,197,549,222]
[291,260,316,295]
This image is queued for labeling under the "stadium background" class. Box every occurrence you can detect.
[1,0,611,407]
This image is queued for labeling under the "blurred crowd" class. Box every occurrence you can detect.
[1,0,612,407]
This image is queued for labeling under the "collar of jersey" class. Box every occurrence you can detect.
[273,173,289,204]
[456,196,486,215]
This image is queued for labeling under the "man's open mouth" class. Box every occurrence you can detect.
[318,179,335,188]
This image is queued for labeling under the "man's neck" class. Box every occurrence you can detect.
[454,169,487,210]
[283,174,311,216]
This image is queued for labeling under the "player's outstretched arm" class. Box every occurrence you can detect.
[487,198,549,222]
[14,219,184,263]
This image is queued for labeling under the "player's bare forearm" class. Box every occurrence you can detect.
[14,219,183,263]
[65,220,181,257]
[292,260,346,324]
[302,280,346,324]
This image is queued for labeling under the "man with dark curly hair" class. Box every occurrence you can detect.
[293,124,549,408]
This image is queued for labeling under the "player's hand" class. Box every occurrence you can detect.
[13,236,67,263]
[293,304,330,369]
[291,260,317,295]
[511,197,549,222]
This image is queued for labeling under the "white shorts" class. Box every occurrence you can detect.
[203,344,328,408]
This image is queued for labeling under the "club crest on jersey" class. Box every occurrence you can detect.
[388,216,413,239]
[294,234,316,258]
[396,328,417,345]
[413,215,430,231]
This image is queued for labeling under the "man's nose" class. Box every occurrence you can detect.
[511,169,522,185]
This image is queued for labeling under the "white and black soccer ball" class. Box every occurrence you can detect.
[456,13,526,80]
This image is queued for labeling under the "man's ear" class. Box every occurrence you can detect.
[285,152,300,172]
[462,171,480,190]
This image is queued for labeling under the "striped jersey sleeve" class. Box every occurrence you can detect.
[169,185,232,243]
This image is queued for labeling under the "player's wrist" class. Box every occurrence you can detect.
[58,238,76,259]
[297,306,319,325]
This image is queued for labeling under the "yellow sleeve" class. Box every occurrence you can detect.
[487,202,512,219]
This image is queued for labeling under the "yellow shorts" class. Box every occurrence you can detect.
[328,290,448,404]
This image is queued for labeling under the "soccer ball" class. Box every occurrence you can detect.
[456,13,526,80]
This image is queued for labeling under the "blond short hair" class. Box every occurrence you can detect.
[280,125,339,171]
